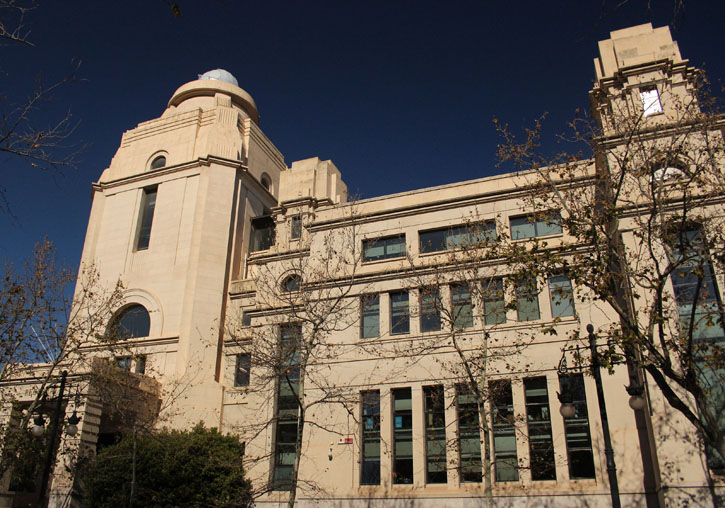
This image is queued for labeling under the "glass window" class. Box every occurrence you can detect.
[483,279,506,325]
[490,380,519,482]
[116,356,132,371]
[549,276,575,318]
[424,386,447,483]
[361,295,380,339]
[640,87,663,116]
[136,187,157,250]
[451,284,473,329]
[516,280,540,322]
[150,155,166,170]
[456,385,482,482]
[392,388,413,484]
[524,377,556,481]
[559,375,595,479]
[363,235,406,262]
[390,291,410,335]
[250,215,275,252]
[419,222,497,253]
[420,288,442,333]
[134,355,147,375]
[361,391,381,485]
[510,212,562,240]
[290,216,302,240]
[234,353,251,387]
[272,324,301,490]
[282,274,301,292]
[109,304,150,339]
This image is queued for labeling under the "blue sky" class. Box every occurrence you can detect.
[1,0,723,271]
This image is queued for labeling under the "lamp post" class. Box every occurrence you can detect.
[31,370,82,508]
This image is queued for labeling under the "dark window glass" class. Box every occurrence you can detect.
[282,275,301,292]
[419,222,497,253]
[290,216,302,240]
[363,235,406,262]
[272,324,301,490]
[516,279,540,322]
[490,380,519,482]
[524,377,556,480]
[361,391,381,485]
[361,295,380,339]
[250,215,276,252]
[483,279,506,325]
[424,386,447,483]
[260,174,271,191]
[235,353,251,387]
[390,291,410,335]
[456,385,482,482]
[136,187,157,250]
[510,212,562,240]
[392,388,413,484]
[134,355,147,375]
[549,276,575,318]
[116,357,132,371]
[109,304,150,339]
[420,288,442,332]
[559,375,595,479]
[150,155,166,170]
[451,284,473,329]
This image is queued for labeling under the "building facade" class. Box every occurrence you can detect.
[2,24,724,507]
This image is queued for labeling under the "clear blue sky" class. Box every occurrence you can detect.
[2,0,723,271]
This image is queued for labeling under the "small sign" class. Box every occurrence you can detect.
[338,437,353,445]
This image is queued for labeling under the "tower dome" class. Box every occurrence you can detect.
[198,69,239,87]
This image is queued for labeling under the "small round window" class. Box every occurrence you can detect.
[281,274,302,292]
[150,155,166,170]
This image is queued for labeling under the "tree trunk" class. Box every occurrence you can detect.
[128,428,136,508]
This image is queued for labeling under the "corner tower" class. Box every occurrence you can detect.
[79,70,286,426]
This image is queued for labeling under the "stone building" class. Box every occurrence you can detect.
[1,23,724,507]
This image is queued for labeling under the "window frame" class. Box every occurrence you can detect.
[516,279,540,322]
[390,290,410,335]
[234,353,251,387]
[362,234,406,263]
[419,287,442,333]
[451,283,474,329]
[548,275,575,319]
[360,294,380,339]
[135,186,158,251]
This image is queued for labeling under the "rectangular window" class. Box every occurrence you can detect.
[392,388,413,484]
[483,279,506,325]
[136,187,157,251]
[451,284,473,329]
[640,87,663,116]
[509,212,562,240]
[524,377,556,481]
[419,222,497,253]
[272,324,301,490]
[361,391,381,485]
[420,287,442,333]
[234,353,251,387]
[250,215,276,252]
[456,385,482,482]
[516,279,540,322]
[116,356,132,371]
[290,215,302,240]
[424,385,447,483]
[390,291,410,335]
[363,234,406,262]
[490,380,519,482]
[559,375,595,479]
[134,355,147,375]
[361,294,380,339]
[549,276,575,318]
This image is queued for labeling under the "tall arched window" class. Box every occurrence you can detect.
[108,304,151,339]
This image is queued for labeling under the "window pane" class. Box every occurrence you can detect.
[273,324,301,491]
[524,377,556,481]
[559,375,595,479]
[510,216,535,240]
[361,391,381,485]
[420,288,442,332]
[390,291,410,335]
[361,295,380,339]
[136,187,157,250]
[363,235,406,262]
[451,284,473,329]
[516,280,540,322]
[424,386,447,483]
[290,216,302,239]
[640,88,663,116]
[250,216,276,252]
[110,304,150,339]
[393,388,413,484]
[536,213,562,237]
[419,229,447,253]
[456,385,482,482]
[483,279,506,325]
[491,380,519,482]
[235,353,251,387]
[549,276,575,318]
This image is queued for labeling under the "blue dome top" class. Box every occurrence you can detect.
[198,69,238,87]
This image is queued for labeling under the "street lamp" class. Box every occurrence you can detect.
[558,324,621,508]
[31,370,82,508]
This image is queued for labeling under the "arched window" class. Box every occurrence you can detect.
[281,274,302,292]
[109,304,150,339]
[150,155,167,170]
[260,174,271,191]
